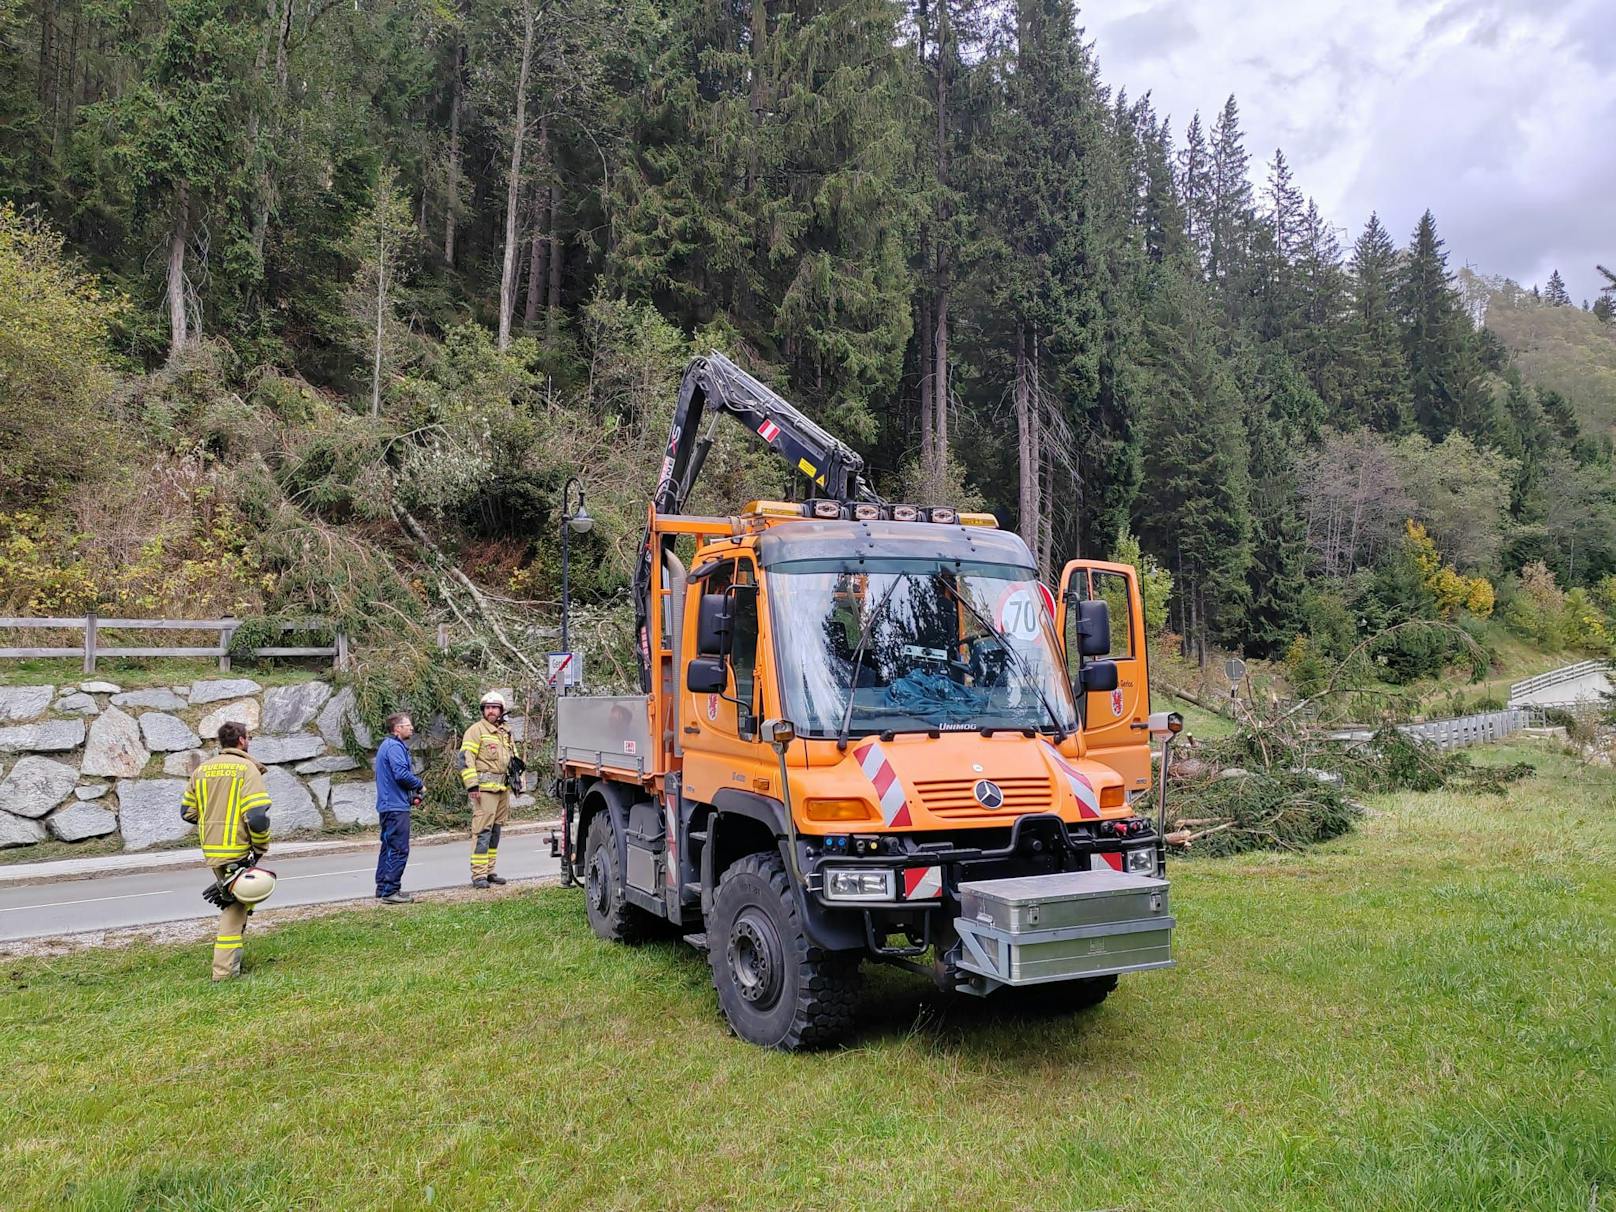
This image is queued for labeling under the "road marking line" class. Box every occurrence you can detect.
[0,889,177,912]
[278,868,374,881]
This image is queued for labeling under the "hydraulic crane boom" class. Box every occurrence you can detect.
[654,351,879,513]
[633,352,882,688]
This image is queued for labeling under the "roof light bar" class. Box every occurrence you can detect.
[890,504,919,522]
[957,512,999,528]
[924,506,957,525]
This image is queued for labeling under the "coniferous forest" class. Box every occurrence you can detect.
[4,0,1616,695]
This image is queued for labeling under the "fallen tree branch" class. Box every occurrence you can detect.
[392,502,546,682]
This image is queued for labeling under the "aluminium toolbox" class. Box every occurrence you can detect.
[953,869,1174,990]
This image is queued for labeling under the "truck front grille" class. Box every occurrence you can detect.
[912,776,1055,818]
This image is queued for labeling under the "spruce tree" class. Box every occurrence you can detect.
[1206,95,1254,318]
[1397,210,1479,440]
[1175,112,1211,266]
[1544,269,1571,306]
[1292,198,1352,416]
[1344,212,1409,430]
[974,0,1112,562]
[1134,266,1252,659]
[609,0,916,437]
[1243,402,1309,657]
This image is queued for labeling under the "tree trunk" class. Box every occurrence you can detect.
[1029,328,1043,551]
[37,0,53,108]
[497,0,535,351]
[931,0,951,488]
[917,286,934,485]
[523,182,547,331]
[371,226,387,417]
[248,0,293,265]
[546,177,561,333]
[1038,412,1052,579]
[444,40,464,267]
[167,182,191,359]
[933,281,949,484]
[523,120,549,331]
[1015,322,1036,551]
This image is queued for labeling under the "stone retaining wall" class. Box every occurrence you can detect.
[0,680,530,851]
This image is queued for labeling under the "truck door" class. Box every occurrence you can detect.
[681,557,770,803]
[1055,560,1152,796]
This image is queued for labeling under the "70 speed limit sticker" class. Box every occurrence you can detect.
[994,582,1049,642]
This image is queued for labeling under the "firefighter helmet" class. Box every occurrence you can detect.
[226,866,277,905]
[479,690,508,712]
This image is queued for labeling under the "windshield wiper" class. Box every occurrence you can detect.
[837,572,911,751]
[938,577,1069,742]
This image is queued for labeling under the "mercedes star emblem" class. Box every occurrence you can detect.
[973,779,1005,809]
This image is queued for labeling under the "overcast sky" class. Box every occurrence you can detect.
[1081,0,1614,304]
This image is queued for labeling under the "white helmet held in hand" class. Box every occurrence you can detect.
[226,866,277,905]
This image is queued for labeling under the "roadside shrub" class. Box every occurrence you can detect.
[0,205,125,506]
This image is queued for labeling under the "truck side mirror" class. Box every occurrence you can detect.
[1075,600,1110,657]
[687,655,727,694]
[695,593,732,656]
[1080,659,1118,693]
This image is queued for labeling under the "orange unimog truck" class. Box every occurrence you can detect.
[554,353,1181,1049]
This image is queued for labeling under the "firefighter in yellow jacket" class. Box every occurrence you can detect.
[461,691,516,889]
[180,721,273,981]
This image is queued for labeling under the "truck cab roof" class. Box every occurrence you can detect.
[754,518,1036,570]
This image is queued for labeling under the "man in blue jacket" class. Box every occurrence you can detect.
[375,712,424,903]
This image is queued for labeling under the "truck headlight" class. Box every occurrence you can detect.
[823,868,895,902]
[1125,847,1157,875]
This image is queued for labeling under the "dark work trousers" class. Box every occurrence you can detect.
[375,810,412,897]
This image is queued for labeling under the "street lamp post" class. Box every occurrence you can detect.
[559,477,592,691]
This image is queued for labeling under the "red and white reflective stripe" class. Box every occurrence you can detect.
[1041,741,1100,819]
[1091,852,1123,873]
[852,741,913,827]
[903,866,943,899]
[758,419,781,442]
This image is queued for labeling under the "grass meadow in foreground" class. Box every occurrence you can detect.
[2,745,1612,1211]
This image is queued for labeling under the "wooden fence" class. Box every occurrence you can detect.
[0,616,348,673]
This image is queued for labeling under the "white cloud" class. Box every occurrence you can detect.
[1081,0,1613,302]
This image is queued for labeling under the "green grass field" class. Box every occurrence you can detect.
[3,745,1612,1211]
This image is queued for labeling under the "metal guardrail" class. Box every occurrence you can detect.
[1328,707,1532,751]
[1400,708,1531,751]
[1509,660,1612,702]
[0,616,348,673]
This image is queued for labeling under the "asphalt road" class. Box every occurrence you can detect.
[0,833,564,942]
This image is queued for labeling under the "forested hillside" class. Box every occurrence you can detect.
[1470,269,1616,439]
[4,0,1616,701]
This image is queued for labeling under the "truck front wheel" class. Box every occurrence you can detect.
[708,853,860,1050]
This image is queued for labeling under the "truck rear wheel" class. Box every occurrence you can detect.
[708,853,860,1050]
[583,810,659,943]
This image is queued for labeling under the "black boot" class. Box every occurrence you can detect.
[486,873,508,886]
[471,877,490,890]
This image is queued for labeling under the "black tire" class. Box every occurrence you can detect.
[1003,972,1118,1015]
[708,853,860,1050]
[582,809,659,943]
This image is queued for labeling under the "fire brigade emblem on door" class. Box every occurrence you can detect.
[1110,688,1125,717]
[706,693,719,721]
[973,779,1005,809]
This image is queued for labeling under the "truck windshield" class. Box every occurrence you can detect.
[767,557,1078,738]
